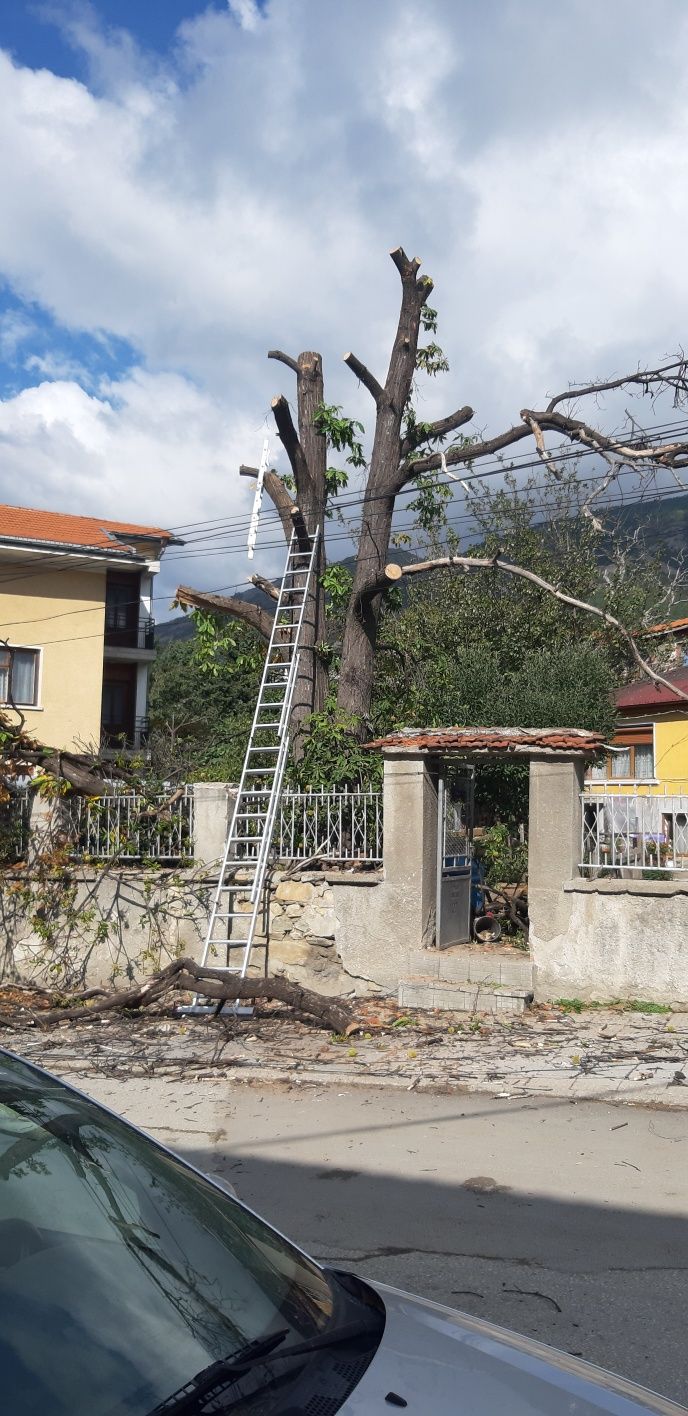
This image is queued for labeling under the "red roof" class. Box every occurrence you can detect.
[0,503,179,556]
[640,615,688,638]
[616,668,688,711]
[366,726,605,756]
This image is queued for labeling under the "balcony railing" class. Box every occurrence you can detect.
[101,717,150,752]
[104,615,155,650]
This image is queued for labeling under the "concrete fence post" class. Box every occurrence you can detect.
[192,783,235,873]
[528,755,585,992]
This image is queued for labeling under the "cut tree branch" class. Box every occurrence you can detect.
[249,572,279,603]
[396,420,530,486]
[267,349,300,375]
[271,395,313,494]
[400,404,473,458]
[27,957,356,1034]
[174,587,274,641]
[389,245,423,282]
[343,351,383,403]
[375,558,688,703]
[521,407,688,467]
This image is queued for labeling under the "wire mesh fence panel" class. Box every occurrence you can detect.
[276,788,382,863]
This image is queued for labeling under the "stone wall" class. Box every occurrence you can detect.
[217,868,383,997]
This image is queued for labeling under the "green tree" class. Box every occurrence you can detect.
[148,625,262,782]
[175,248,688,742]
[370,465,668,817]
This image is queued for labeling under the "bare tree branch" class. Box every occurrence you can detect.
[400,405,474,459]
[545,357,688,414]
[174,586,274,641]
[267,349,299,375]
[522,414,564,482]
[28,956,356,1034]
[343,351,383,403]
[374,557,688,703]
[271,395,313,494]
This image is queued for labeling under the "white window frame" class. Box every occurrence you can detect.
[0,644,43,710]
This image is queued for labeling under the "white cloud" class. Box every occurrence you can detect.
[0,368,283,602]
[1,0,688,577]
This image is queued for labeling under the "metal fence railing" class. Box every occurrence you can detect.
[7,784,383,868]
[276,787,383,863]
[67,789,195,863]
[0,789,31,863]
[581,784,688,874]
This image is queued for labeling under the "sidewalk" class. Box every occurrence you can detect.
[8,998,688,1108]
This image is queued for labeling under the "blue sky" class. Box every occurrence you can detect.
[0,2,234,76]
[1,0,688,614]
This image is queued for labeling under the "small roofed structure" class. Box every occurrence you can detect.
[366,725,605,758]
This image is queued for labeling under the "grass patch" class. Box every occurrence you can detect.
[554,997,671,1015]
[624,1000,672,1014]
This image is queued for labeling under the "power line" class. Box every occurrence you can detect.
[3,477,687,650]
[1,418,687,596]
[166,411,688,537]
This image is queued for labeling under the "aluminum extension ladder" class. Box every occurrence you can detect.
[190,524,319,1003]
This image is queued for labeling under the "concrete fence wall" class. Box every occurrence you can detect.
[4,760,688,1005]
[528,756,688,1007]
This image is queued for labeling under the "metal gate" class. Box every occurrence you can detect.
[435,764,474,949]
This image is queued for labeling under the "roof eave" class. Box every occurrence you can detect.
[0,535,147,565]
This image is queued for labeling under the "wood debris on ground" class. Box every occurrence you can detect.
[2,979,687,1107]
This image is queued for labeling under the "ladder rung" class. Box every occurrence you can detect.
[196,524,319,989]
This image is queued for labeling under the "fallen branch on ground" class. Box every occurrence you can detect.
[15,957,356,1035]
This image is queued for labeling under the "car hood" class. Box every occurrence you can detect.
[339,1281,684,1415]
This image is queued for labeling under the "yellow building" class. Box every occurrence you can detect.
[583,665,688,868]
[587,666,688,795]
[0,503,180,752]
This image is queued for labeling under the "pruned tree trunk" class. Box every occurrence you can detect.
[268,351,329,752]
[337,250,432,720]
[174,246,688,751]
[291,352,329,738]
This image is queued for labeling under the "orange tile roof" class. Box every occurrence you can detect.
[640,615,688,637]
[366,726,605,756]
[0,503,179,556]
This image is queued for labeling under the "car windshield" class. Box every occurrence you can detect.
[0,1052,335,1416]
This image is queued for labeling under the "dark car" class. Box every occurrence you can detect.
[0,1049,683,1415]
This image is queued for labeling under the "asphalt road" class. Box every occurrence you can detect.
[63,1074,688,1407]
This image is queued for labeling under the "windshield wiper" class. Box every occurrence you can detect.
[149,1320,373,1415]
